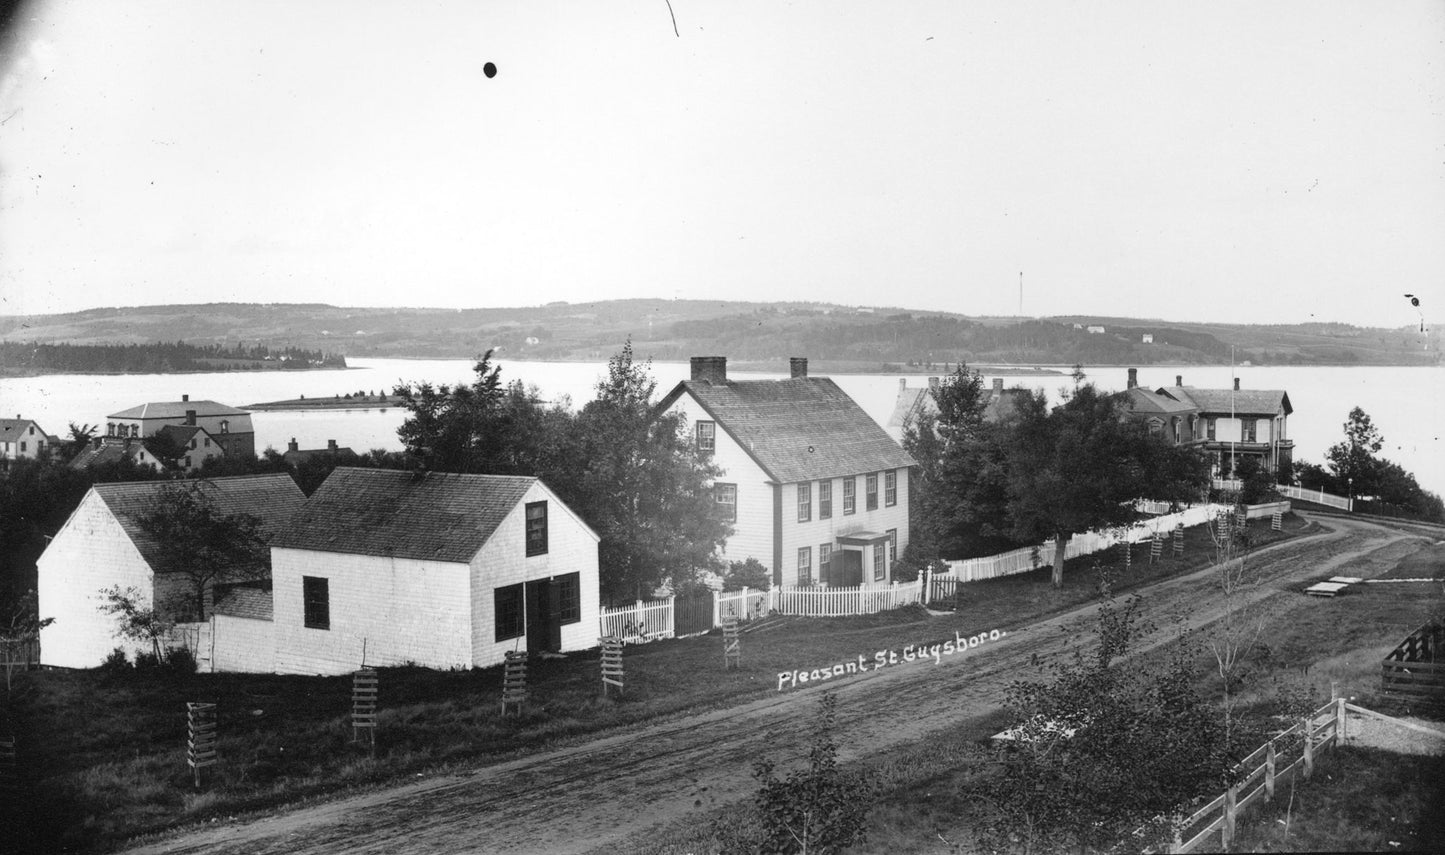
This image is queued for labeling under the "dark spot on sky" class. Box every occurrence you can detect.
[483,62,497,79]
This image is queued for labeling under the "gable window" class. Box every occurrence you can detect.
[525,501,548,556]
[819,543,832,583]
[1207,419,1216,441]
[818,480,832,519]
[220,420,229,434]
[696,420,715,453]
[494,583,524,641]
[884,470,897,507]
[555,573,581,625]
[865,473,878,511]
[204,437,211,448]
[714,483,737,522]
[1243,420,1258,443]
[797,482,811,522]
[189,438,197,449]
[842,477,856,515]
[797,546,812,586]
[873,544,885,581]
[887,529,897,563]
[302,576,330,630]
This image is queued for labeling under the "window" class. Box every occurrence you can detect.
[842,478,856,515]
[555,573,581,625]
[714,483,737,522]
[220,420,229,434]
[797,547,812,586]
[873,545,885,581]
[130,424,139,437]
[302,576,330,629]
[1207,419,1216,441]
[107,423,115,436]
[204,437,211,448]
[819,543,832,582]
[818,480,832,519]
[494,583,524,641]
[1148,418,1163,437]
[696,420,715,453]
[865,473,878,511]
[189,438,197,449]
[18,442,25,452]
[884,470,897,507]
[183,456,191,468]
[526,501,548,556]
[797,482,811,522]
[1243,420,1258,443]
[887,529,897,563]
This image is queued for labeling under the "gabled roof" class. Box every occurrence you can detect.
[155,424,217,445]
[108,400,250,420]
[272,468,568,563]
[69,441,151,470]
[90,475,306,572]
[658,377,916,483]
[1126,386,1198,416]
[889,383,1029,432]
[1163,387,1292,417]
[0,418,43,442]
[282,446,357,466]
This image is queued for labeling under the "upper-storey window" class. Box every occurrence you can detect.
[865,473,878,511]
[714,483,737,522]
[884,470,897,507]
[1243,420,1258,443]
[1206,419,1216,441]
[818,480,832,519]
[220,420,229,434]
[696,420,715,453]
[797,482,811,523]
[842,477,856,515]
[525,501,548,556]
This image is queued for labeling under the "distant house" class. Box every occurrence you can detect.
[106,395,255,459]
[1087,325,1106,334]
[887,377,1031,441]
[37,475,306,669]
[266,468,601,675]
[68,436,167,472]
[0,416,56,465]
[1141,333,1154,344]
[281,438,356,467]
[657,357,914,588]
[152,424,226,471]
[1124,369,1294,478]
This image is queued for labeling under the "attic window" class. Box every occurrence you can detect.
[525,501,548,556]
[696,420,715,454]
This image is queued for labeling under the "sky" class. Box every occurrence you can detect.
[0,1,1442,327]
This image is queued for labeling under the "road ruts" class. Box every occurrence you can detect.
[122,514,1428,855]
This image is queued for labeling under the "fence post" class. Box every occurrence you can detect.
[712,592,721,629]
[921,567,931,605]
[1265,741,1276,800]
[1302,715,1314,778]
[634,599,644,636]
[668,595,676,638]
[1336,696,1346,745]
[1221,783,1237,848]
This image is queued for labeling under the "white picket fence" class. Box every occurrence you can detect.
[599,597,676,643]
[715,587,769,624]
[1277,484,1353,511]
[772,579,925,617]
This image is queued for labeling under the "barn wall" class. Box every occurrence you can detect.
[211,615,276,672]
[37,491,155,668]
[270,548,472,675]
[470,481,601,667]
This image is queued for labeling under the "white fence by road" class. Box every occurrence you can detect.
[1277,484,1353,511]
[599,598,676,643]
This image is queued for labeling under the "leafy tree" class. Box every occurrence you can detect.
[1300,407,1444,522]
[97,585,177,662]
[573,341,729,600]
[748,692,875,854]
[63,422,98,460]
[722,557,770,591]
[394,350,506,472]
[2,589,53,689]
[135,480,269,621]
[1325,406,1383,496]
[963,587,1231,853]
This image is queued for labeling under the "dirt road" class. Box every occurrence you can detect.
[123,515,1434,855]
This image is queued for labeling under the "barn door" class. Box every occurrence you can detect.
[525,579,553,654]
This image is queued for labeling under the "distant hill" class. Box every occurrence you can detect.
[0,301,1437,371]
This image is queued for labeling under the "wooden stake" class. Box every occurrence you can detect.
[722,619,741,669]
[352,669,378,750]
[501,651,528,716]
[186,702,218,790]
[600,636,624,696]
[1265,741,1276,800]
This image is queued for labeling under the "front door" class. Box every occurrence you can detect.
[841,549,863,586]
[525,578,554,653]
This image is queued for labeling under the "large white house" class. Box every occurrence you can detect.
[37,474,305,668]
[657,357,915,588]
[265,468,601,675]
[106,395,255,459]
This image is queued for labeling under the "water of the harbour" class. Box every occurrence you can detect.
[2,359,1440,495]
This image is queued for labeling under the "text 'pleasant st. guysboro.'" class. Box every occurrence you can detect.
[776,628,1007,692]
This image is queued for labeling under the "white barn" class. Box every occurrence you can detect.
[266,468,601,675]
[36,475,305,668]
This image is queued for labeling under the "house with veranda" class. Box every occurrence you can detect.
[265,467,601,675]
[657,357,915,588]
[36,474,305,668]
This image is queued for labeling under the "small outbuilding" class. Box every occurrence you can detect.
[267,468,601,675]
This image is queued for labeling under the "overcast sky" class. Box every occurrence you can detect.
[1,1,1441,327]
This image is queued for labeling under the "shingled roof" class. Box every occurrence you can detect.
[659,376,916,484]
[1125,386,1198,415]
[1162,387,1292,417]
[272,468,556,563]
[91,474,306,573]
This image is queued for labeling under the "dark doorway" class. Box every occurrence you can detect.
[675,590,715,635]
[525,578,559,653]
[840,550,863,586]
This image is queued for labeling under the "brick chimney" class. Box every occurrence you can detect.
[181,394,189,402]
[1176,375,1183,387]
[327,439,338,451]
[690,356,728,384]
[185,410,197,426]
[1127,368,1138,389]
[898,378,907,391]
[288,438,299,452]
[1234,377,1241,391]
[993,378,1004,393]
[789,357,808,379]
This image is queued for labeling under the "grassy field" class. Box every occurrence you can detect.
[0,514,1306,853]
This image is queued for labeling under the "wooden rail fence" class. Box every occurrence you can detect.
[1382,618,1445,705]
[186,702,218,789]
[351,669,378,746]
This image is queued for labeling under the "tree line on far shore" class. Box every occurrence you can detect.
[0,340,346,374]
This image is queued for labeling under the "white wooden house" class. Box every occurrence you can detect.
[36,474,305,668]
[266,468,601,675]
[657,357,915,588]
[0,416,55,464]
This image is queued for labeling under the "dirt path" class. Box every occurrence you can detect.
[122,515,1431,855]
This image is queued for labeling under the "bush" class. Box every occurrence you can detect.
[723,558,770,591]
[133,650,161,671]
[166,646,197,676]
[100,646,131,673]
